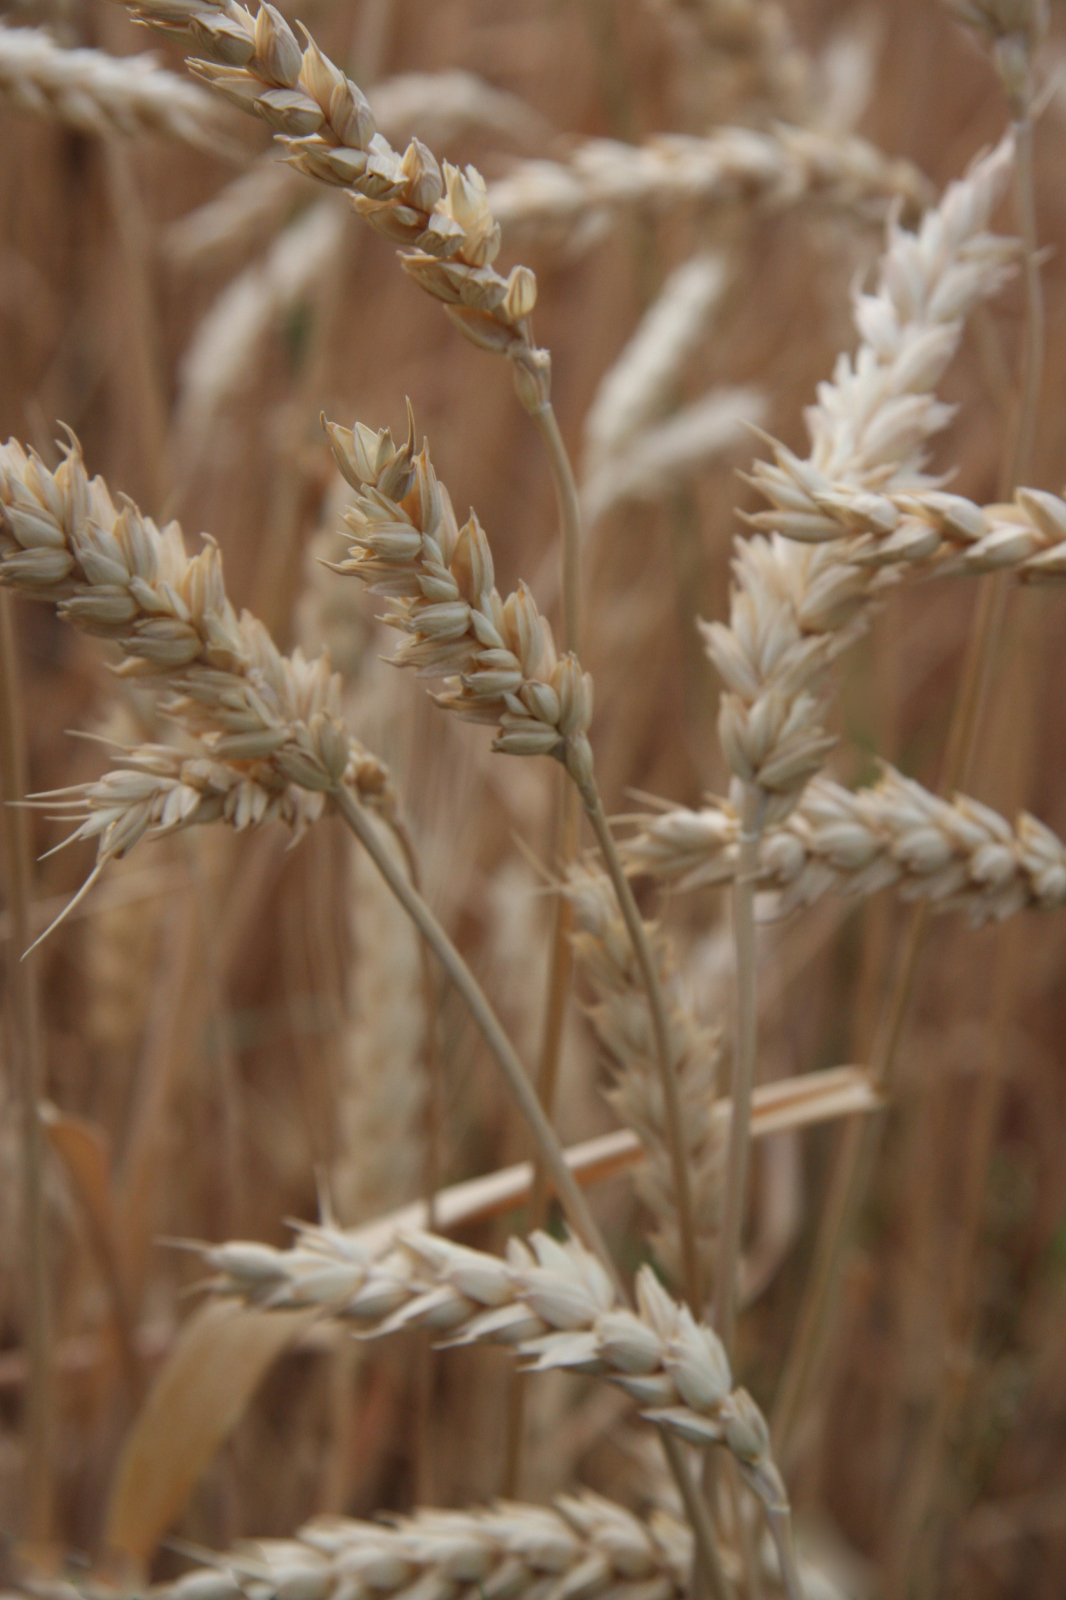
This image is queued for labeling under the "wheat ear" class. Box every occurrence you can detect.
[624,766,1066,924]
[113,0,537,350]
[198,1225,795,1569]
[487,126,931,243]
[0,433,618,1279]
[160,1492,694,1600]
[0,23,231,150]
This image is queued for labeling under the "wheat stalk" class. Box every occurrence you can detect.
[624,765,1066,924]
[0,23,230,151]
[565,865,726,1291]
[487,126,931,243]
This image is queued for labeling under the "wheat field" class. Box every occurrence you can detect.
[0,2,1065,1597]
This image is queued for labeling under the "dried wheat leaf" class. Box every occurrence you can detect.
[104,1299,317,1565]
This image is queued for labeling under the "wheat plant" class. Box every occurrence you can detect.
[0,3,1063,1599]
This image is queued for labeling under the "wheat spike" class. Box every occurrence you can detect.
[157,1491,691,1600]
[113,0,537,358]
[564,865,725,1286]
[325,408,594,778]
[0,435,392,918]
[166,69,551,270]
[487,125,931,245]
[623,765,1066,925]
[0,23,228,150]
[196,1223,788,1514]
[700,133,1015,812]
[741,468,1066,585]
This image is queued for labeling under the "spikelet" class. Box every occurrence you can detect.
[564,865,725,1285]
[166,70,551,270]
[739,473,1066,586]
[623,766,1066,925]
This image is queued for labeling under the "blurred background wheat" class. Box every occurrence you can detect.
[1,1,1066,1597]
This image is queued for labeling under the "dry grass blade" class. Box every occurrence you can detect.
[298,1066,882,1258]
[104,1300,318,1565]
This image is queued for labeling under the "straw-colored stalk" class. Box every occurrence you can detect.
[0,594,53,1538]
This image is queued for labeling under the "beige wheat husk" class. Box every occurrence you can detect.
[114,0,539,363]
[487,126,930,249]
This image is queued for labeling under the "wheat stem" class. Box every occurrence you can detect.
[525,397,582,654]
[714,785,765,1361]
[331,783,617,1288]
[0,593,53,1539]
[575,774,702,1315]
[659,1430,734,1600]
